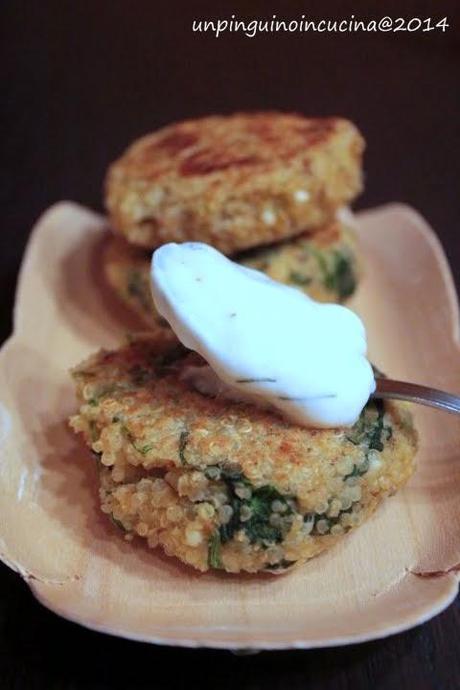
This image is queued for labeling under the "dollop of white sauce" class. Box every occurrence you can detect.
[151,243,375,428]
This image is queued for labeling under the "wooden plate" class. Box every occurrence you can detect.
[0,202,459,650]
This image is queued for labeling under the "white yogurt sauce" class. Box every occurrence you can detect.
[151,243,375,428]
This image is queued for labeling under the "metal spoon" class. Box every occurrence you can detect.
[373,378,460,415]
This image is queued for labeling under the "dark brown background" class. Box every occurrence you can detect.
[1,1,459,688]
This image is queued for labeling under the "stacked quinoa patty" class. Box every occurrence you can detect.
[70,333,417,574]
[103,112,364,327]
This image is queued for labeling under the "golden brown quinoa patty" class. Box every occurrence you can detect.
[103,220,360,329]
[70,333,417,574]
[105,112,364,254]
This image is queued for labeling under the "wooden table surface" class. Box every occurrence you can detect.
[1,2,459,687]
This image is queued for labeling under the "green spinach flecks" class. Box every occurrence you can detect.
[288,271,313,286]
[327,251,356,299]
[310,246,356,300]
[134,443,153,456]
[121,424,152,456]
[179,430,189,464]
[264,559,297,571]
[346,457,370,479]
[304,505,355,535]
[126,269,152,311]
[346,399,389,452]
[208,531,222,569]
[109,514,127,532]
[344,399,393,480]
[244,485,292,544]
[206,466,294,547]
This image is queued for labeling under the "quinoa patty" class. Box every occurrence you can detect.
[69,333,417,574]
[103,221,360,329]
[105,112,364,254]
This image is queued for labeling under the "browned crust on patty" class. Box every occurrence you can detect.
[105,112,364,253]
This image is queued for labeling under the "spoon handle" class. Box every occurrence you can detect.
[373,378,460,415]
